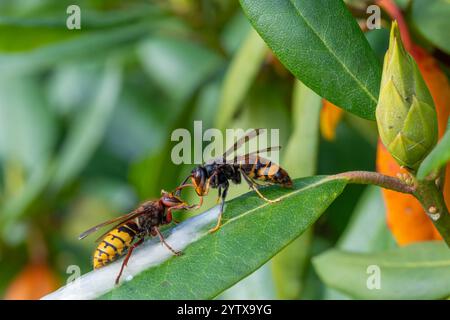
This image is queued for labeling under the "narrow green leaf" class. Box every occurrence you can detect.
[47,62,108,116]
[271,81,322,299]
[215,28,267,130]
[231,82,291,143]
[129,151,166,199]
[51,59,122,191]
[0,77,56,172]
[0,76,57,233]
[220,11,252,55]
[138,36,222,104]
[0,21,159,75]
[323,186,395,300]
[271,230,313,299]
[394,0,411,9]
[0,3,163,32]
[0,163,54,240]
[417,127,450,179]
[365,28,390,63]
[344,113,379,146]
[239,0,381,120]
[0,6,159,52]
[0,24,75,52]
[104,176,346,299]
[337,186,395,253]
[314,241,450,299]
[411,0,450,54]
[219,263,277,299]
[283,81,322,179]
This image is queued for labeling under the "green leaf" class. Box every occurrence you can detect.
[283,81,322,178]
[51,59,122,191]
[0,24,75,52]
[0,4,166,52]
[220,11,252,55]
[0,163,54,242]
[215,28,267,130]
[239,0,381,120]
[105,86,169,161]
[47,62,108,116]
[104,176,347,299]
[337,186,395,253]
[323,186,395,300]
[0,21,161,75]
[272,230,313,299]
[193,79,222,130]
[219,263,277,299]
[128,151,167,200]
[314,241,450,299]
[232,81,291,144]
[0,77,57,172]
[0,76,57,234]
[417,123,450,179]
[138,35,222,104]
[365,28,389,63]
[411,0,450,54]
[395,0,411,9]
[271,80,322,299]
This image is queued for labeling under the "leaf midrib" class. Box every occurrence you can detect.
[216,176,339,231]
[173,177,340,245]
[284,0,378,105]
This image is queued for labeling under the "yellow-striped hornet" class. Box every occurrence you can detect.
[78,190,195,284]
[176,129,292,233]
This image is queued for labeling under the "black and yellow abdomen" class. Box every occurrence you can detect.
[93,222,139,269]
[238,156,292,187]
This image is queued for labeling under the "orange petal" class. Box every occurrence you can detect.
[376,141,441,245]
[413,45,450,222]
[320,99,344,141]
[375,0,450,245]
[413,46,450,138]
[4,263,59,300]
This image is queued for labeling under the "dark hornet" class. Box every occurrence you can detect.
[79,190,196,284]
[176,129,292,233]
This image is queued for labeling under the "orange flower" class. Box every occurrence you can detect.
[374,0,450,244]
[320,99,344,141]
[413,47,450,140]
[377,141,442,244]
[4,263,59,300]
[377,46,450,245]
[415,46,450,239]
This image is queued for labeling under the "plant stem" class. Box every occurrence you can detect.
[414,180,450,247]
[333,171,415,194]
[332,171,450,247]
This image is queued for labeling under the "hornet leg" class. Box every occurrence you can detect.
[241,171,282,203]
[166,201,203,224]
[216,185,222,204]
[175,183,195,194]
[115,237,144,285]
[208,183,228,234]
[175,175,192,196]
[153,226,182,256]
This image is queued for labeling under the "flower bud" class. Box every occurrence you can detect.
[376,21,438,170]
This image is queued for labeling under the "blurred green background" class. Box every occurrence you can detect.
[0,0,396,299]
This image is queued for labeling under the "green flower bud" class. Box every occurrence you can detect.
[376,21,438,170]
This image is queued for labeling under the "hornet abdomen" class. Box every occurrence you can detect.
[237,155,292,187]
[93,222,139,269]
